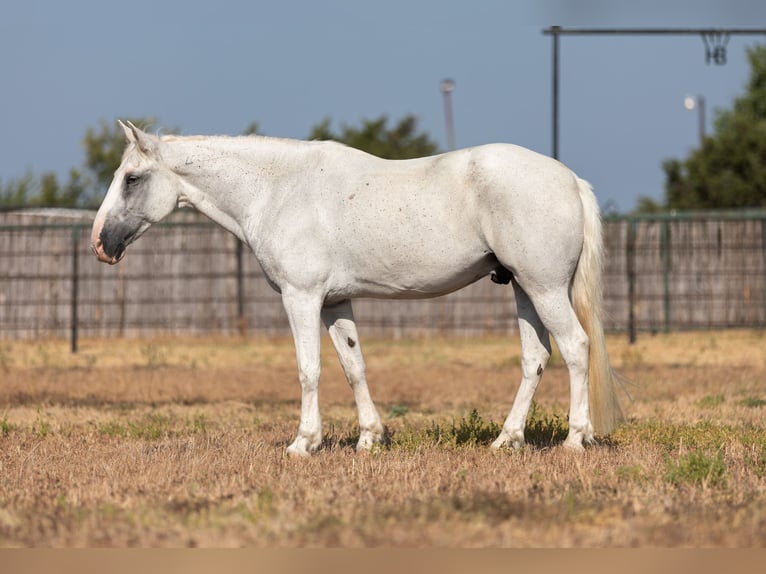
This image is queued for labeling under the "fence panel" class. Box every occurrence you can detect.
[1,210,765,344]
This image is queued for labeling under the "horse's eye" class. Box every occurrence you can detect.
[125,174,141,188]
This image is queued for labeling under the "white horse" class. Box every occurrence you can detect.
[91,121,623,456]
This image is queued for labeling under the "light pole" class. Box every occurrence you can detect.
[440,78,456,151]
[684,95,706,147]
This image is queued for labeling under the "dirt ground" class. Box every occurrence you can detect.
[1,330,765,547]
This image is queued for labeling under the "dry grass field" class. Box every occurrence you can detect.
[1,330,766,547]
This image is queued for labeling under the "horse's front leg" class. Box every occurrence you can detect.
[282,289,324,457]
[321,300,384,451]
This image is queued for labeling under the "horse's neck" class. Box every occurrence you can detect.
[165,136,306,242]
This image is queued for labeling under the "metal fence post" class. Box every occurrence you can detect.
[660,220,671,332]
[762,218,766,321]
[71,226,80,353]
[626,219,637,344]
[235,238,246,335]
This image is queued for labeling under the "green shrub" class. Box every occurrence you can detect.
[739,396,766,408]
[664,451,727,488]
[0,416,17,436]
[697,395,725,408]
[525,403,569,446]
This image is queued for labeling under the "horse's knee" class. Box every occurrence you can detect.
[298,363,321,390]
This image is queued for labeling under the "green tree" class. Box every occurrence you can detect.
[0,169,89,209]
[308,114,439,159]
[650,45,766,211]
[29,169,91,207]
[0,117,157,209]
[242,121,261,136]
[0,173,35,208]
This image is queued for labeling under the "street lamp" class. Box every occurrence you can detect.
[440,78,456,151]
[684,94,706,147]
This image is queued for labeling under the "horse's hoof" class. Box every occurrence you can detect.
[286,444,311,458]
[286,436,319,457]
[562,438,585,452]
[356,430,384,452]
[491,430,524,450]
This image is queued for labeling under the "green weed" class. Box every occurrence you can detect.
[614,420,740,454]
[34,412,52,438]
[388,409,500,449]
[427,409,501,447]
[140,343,168,368]
[239,485,278,524]
[388,405,409,418]
[128,414,172,440]
[664,451,727,488]
[98,422,128,438]
[744,444,766,478]
[697,395,725,409]
[616,464,646,483]
[0,416,17,435]
[190,414,208,433]
[388,424,430,450]
[525,403,569,446]
[257,486,276,515]
[739,396,766,408]
[389,406,571,450]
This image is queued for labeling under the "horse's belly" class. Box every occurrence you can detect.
[333,252,499,302]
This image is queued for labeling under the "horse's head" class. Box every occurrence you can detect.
[91,121,181,264]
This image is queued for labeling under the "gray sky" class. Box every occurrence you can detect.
[2,0,765,212]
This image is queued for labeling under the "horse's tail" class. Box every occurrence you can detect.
[571,177,624,436]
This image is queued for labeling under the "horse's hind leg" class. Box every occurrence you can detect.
[321,300,385,451]
[524,286,594,450]
[492,280,551,450]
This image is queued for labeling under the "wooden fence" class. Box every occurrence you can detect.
[1,209,765,346]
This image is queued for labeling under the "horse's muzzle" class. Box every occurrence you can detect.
[92,218,137,265]
[91,236,125,265]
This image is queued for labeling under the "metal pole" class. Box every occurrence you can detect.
[698,95,706,145]
[71,226,80,353]
[661,220,671,333]
[761,219,766,322]
[235,238,246,335]
[627,219,637,344]
[441,78,456,151]
[551,26,560,160]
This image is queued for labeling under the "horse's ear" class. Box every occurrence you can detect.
[125,121,159,156]
[118,120,135,144]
